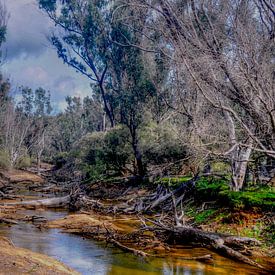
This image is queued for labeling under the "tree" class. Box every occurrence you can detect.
[16,87,52,173]
[121,0,275,190]
[39,0,116,127]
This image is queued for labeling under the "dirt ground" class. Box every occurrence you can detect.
[0,169,44,184]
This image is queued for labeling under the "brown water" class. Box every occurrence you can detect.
[0,209,266,275]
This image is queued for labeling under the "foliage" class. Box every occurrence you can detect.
[52,152,69,169]
[15,155,32,169]
[140,121,187,167]
[68,126,132,179]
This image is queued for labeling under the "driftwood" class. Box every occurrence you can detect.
[0,195,70,208]
[22,215,48,223]
[0,190,21,200]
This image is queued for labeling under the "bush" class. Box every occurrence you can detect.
[140,122,187,167]
[15,155,31,169]
[52,152,69,169]
[102,126,132,172]
[70,126,132,179]
[0,149,10,169]
[211,161,231,173]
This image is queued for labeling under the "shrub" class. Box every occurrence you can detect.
[211,161,231,173]
[72,126,132,178]
[140,122,187,167]
[52,152,69,169]
[15,155,31,169]
[0,149,10,169]
[102,126,132,172]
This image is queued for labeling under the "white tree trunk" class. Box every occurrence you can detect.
[231,144,252,191]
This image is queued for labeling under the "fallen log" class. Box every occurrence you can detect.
[0,195,70,208]
[0,218,18,224]
[181,254,213,262]
[168,226,264,270]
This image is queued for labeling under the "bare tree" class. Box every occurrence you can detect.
[117,0,275,190]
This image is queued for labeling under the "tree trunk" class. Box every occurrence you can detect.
[134,146,145,178]
[231,144,252,191]
[99,83,115,128]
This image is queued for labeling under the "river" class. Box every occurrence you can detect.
[0,208,264,275]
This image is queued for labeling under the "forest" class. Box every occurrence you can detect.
[0,0,274,274]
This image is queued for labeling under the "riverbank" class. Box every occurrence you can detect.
[0,236,78,275]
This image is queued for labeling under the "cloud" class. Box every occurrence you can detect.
[23,66,49,82]
[1,0,93,112]
[3,0,52,59]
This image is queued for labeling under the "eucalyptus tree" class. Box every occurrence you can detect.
[39,0,161,177]
[38,0,116,128]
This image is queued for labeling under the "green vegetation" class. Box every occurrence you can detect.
[193,209,217,224]
[0,149,10,169]
[219,188,275,211]
[155,176,192,187]
[194,177,275,211]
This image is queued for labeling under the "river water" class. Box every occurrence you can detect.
[0,209,264,275]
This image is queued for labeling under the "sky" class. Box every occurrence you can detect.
[2,0,92,111]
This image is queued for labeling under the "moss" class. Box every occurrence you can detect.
[195,177,275,211]
[194,209,217,224]
[195,176,230,198]
[155,176,192,187]
[219,188,275,210]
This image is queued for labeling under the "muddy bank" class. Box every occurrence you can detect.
[0,236,78,275]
